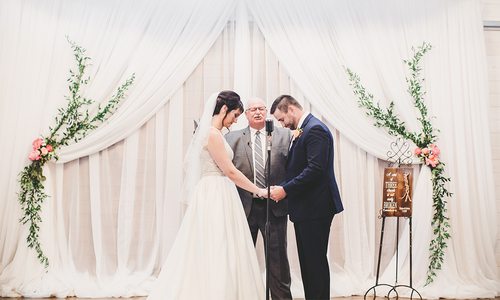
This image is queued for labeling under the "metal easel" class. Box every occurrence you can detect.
[364,138,422,300]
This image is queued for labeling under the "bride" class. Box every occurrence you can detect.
[147,91,266,300]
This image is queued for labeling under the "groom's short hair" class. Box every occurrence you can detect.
[270,95,303,114]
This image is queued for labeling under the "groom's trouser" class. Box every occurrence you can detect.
[248,198,292,300]
[294,215,334,300]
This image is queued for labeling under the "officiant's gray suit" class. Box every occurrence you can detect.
[225,126,292,300]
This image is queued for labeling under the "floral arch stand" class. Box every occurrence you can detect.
[364,138,422,300]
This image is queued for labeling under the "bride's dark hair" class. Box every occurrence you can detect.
[212,90,244,117]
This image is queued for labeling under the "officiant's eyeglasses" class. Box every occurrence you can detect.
[246,106,267,113]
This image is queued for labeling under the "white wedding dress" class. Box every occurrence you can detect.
[147,131,265,300]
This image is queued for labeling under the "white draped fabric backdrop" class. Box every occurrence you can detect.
[0,0,498,298]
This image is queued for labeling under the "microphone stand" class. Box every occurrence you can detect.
[264,119,274,300]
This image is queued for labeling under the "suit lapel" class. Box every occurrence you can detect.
[287,114,314,163]
[242,127,254,171]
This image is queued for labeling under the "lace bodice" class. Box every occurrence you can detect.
[200,133,234,177]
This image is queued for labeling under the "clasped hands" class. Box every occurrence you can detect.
[256,186,287,202]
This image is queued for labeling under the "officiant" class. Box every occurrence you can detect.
[225,97,292,300]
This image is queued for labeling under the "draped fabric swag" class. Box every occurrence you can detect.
[0,0,497,298]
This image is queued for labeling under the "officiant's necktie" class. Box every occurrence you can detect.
[254,131,266,188]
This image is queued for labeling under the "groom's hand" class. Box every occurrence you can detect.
[270,185,286,202]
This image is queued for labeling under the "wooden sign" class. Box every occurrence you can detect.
[382,167,413,217]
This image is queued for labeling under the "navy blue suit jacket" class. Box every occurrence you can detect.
[283,114,343,222]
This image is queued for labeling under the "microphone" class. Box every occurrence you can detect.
[263,120,273,300]
[265,119,274,136]
[265,119,274,151]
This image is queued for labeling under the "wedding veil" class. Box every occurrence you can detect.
[182,92,219,205]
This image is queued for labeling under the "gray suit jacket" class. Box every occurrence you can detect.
[225,126,291,217]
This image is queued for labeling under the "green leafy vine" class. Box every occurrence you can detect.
[346,42,452,285]
[18,37,135,267]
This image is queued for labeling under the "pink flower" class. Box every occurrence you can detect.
[40,147,48,155]
[425,157,439,168]
[32,138,44,150]
[431,145,440,156]
[420,144,441,167]
[28,150,41,161]
[414,147,422,156]
[46,144,53,152]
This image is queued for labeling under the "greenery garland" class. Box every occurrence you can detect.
[345,42,452,285]
[18,37,135,267]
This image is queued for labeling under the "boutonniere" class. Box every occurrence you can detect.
[292,128,303,140]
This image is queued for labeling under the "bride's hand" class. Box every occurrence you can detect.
[256,188,267,199]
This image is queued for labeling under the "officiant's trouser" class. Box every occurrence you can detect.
[248,198,292,300]
[294,215,334,300]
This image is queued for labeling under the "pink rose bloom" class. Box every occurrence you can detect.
[432,145,440,156]
[40,147,48,155]
[46,144,53,152]
[414,147,422,155]
[422,148,430,155]
[28,150,41,161]
[32,138,44,150]
[426,157,439,168]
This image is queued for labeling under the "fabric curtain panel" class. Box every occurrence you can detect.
[0,0,498,299]
[247,0,498,297]
[0,0,235,296]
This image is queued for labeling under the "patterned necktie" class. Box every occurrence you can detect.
[254,131,266,188]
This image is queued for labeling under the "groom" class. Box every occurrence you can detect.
[270,95,343,300]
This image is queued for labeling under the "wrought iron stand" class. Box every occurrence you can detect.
[364,138,422,300]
